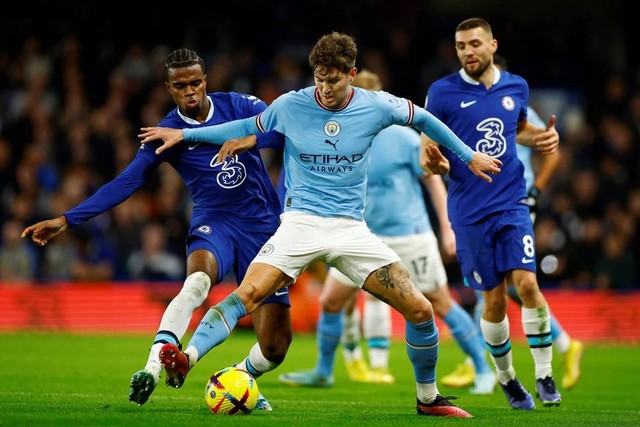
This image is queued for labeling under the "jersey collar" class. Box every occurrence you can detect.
[177,95,214,124]
[458,65,501,86]
[314,87,355,111]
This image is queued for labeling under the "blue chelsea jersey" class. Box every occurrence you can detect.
[425,68,528,225]
[65,92,283,229]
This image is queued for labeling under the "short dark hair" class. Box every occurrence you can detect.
[455,17,493,38]
[308,32,357,76]
[164,48,205,81]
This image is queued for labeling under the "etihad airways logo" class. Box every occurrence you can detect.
[298,152,364,173]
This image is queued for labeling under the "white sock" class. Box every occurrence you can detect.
[157,272,211,335]
[417,382,439,404]
[554,331,571,354]
[341,307,361,349]
[481,316,516,384]
[364,297,391,368]
[522,306,553,379]
[236,343,279,378]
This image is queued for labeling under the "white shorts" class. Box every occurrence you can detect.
[328,231,447,293]
[253,211,400,287]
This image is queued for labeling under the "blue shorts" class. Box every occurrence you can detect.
[453,206,536,291]
[186,217,290,307]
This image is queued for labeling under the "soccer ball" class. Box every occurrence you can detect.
[204,366,259,415]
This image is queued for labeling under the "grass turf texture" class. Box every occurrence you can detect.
[3,330,638,426]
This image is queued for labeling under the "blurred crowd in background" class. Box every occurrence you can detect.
[1,1,639,290]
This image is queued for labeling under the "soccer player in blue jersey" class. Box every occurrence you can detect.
[277,69,496,395]
[446,54,584,391]
[21,49,290,409]
[421,18,562,410]
[140,32,503,418]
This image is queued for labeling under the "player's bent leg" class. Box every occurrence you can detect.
[364,263,472,417]
[244,303,292,411]
[131,269,212,405]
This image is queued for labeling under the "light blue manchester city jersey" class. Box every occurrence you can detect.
[365,125,431,236]
[184,86,475,221]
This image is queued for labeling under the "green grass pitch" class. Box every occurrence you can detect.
[3,330,638,426]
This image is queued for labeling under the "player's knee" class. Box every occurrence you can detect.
[403,297,433,324]
[318,292,344,312]
[514,277,539,301]
[180,271,212,304]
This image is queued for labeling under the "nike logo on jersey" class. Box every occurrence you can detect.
[188,142,202,150]
[274,289,289,296]
[460,100,477,108]
[521,257,535,264]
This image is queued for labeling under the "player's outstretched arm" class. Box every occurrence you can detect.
[21,215,68,246]
[139,127,185,155]
[414,107,500,181]
[215,136,258,165]
[468,152,502,183]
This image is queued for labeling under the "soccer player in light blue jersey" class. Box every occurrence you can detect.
[422,18,562,410]
[277,69,496,395]
[21,49,291,410]
[140,32,503,418]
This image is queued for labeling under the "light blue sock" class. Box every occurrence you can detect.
[189,294,246,359]
[315,310,343,378]
[550,314,562,341]
[473,290,484,328]
[405,318,439,383]
[444,302,492,374]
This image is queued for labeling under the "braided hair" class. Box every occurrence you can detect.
[163,48,205,81]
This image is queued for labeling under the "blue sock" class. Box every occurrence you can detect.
[153,330,180,347]
[444,302,492,374]
[405,318,439,383]
[189,294,246,359]
[368,336,390,351]
[315,310,343,378]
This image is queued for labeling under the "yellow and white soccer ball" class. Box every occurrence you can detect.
[204,366,259,415]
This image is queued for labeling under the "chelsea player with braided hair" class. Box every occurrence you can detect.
[22,48,290,409]
[422,18,562,410]
[140,32,502,418]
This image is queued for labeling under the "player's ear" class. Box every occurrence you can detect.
[490,39,498,55]
[349,67,357,82]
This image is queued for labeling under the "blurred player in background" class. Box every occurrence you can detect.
[422,18,562,410]
[442,54,584,392]
[278,69,496,395]
[21,48,290,410]
[140,31,503,417]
